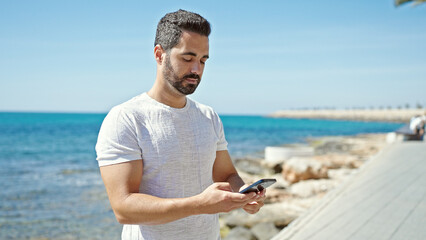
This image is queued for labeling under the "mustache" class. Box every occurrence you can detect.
[183,73,200,81]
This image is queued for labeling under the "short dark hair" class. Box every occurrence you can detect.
[154,9,211,51]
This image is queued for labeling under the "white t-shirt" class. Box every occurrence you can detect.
[95,93,227,240]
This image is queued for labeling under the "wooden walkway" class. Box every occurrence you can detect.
[273,142,426,240]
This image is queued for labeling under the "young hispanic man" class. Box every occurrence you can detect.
[96,9,266,240]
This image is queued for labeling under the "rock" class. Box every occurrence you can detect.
[221,202,304,228]
[265,188,292,204]
[282,157,328,184]
[291,195,324,210]
[237,171,258,185]
[313,154,362,169]
[386,132,406,143]
[262,160,284,174]
[251,222,280,240]
[223,226,254,240]
[328,168,357,182]
[289,179,337,198]
[312,138,351,155]
[265,146,314,163]
[272,174,290,189]
[312,134,386,159]
[234,158,274,176]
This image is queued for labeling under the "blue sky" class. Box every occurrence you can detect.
[1,0,425,115]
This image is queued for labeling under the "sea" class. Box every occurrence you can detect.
[0,112,404,239]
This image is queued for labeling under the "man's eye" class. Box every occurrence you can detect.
[183,58,192,62]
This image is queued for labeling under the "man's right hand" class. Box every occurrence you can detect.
[194,182,258,214]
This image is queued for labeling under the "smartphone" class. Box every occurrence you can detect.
[239,178,276,193]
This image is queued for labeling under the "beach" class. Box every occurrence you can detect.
[269,109,426,123]
[0,113,404,239]
[220,133,391,239]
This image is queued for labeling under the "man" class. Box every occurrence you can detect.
[409,115,425,140]
[95,9,266,240]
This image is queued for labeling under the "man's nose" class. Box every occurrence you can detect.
[191,62,202,75]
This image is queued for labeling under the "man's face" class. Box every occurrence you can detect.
[162,31,209,95]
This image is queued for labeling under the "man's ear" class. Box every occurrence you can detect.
[154,45,165,64]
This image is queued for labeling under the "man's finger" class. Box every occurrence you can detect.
[243,204,260,214]
[214,182,232,191]
[229,192,257,203]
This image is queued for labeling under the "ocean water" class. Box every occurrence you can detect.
[0,112,403,239]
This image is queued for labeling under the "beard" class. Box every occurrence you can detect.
[163,55,201,95]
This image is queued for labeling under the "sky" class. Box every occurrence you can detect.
[1,0,425,115]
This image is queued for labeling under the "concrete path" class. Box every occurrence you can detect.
[273,142,426,240]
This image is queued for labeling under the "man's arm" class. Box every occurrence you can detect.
[212,150,266,214]
[100,159,258,225]
[212,150,245,191]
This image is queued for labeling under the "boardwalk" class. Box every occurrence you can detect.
[273,142,426,240]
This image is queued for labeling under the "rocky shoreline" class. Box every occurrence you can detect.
[268,109,425,123]
[220,133,388,240]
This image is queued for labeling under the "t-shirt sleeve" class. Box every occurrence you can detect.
[213,112,228,151]
[95,107,142,167]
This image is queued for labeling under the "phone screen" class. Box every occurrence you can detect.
[239,178,276,193]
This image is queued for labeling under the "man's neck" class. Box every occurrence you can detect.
[147,83,187,109]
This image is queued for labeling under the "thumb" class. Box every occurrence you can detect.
[214,182,233,192]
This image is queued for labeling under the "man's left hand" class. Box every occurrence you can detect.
[240,188,266,214]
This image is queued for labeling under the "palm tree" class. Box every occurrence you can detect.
[395,0,426,6]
